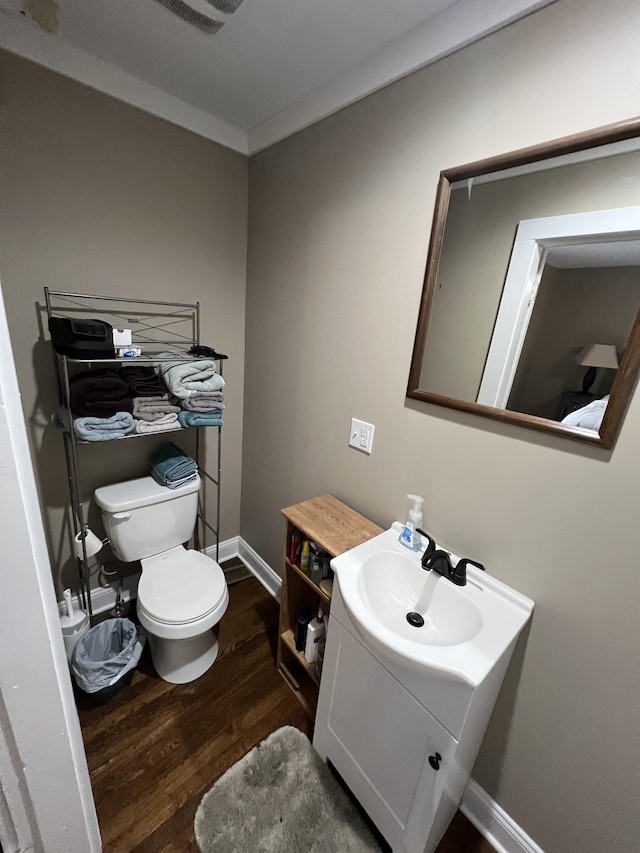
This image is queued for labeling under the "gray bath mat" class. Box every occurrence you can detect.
[194,726,381,852]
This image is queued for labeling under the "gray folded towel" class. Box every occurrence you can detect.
[133,396,181,421]
[181,394,225,412]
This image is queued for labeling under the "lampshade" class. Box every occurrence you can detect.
[576,344,619,370]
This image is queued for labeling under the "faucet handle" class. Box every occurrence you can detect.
[452,557,485,586]
[416,529,436,557]
[459,558,485,572]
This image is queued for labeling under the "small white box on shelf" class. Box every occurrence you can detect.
[113,329,132,347]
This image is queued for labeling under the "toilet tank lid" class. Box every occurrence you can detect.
[95,473,201,513]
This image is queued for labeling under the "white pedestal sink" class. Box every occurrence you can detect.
[313,523,534,853]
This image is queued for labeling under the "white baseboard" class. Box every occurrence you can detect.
[236,537,282,601]
[57,572,140,618]
[461,778,544,853]
[203,535,241,566]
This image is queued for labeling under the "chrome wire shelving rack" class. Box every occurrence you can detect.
[44,288,224,619]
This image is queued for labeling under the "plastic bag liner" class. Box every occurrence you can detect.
[71,618,145,696]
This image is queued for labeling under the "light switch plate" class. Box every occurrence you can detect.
[349,417,375,454]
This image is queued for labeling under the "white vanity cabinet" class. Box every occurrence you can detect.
[314,615,458,852]
[314,582,514,853]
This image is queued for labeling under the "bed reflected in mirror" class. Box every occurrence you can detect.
[407,119,640,449]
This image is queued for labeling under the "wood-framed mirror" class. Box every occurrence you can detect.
[407,118,640,449]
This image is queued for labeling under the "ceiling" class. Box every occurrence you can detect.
[0,0,556,153]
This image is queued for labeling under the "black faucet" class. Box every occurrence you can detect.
[416,529,485,586]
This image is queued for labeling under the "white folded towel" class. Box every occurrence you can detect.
[155,352,225,399]
[134,414,182,434]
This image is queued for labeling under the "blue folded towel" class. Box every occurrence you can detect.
[150,470,198,490]
[73,412,136,442]
[178,411,224,428]
[150,442,197,482]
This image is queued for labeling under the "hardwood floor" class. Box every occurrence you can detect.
[78,577,493,852]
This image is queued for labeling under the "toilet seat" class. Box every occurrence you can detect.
[138,547,226,625]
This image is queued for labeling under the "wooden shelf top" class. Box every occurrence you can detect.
[281,494,383,558]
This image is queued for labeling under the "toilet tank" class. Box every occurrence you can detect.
[94,475,201,562]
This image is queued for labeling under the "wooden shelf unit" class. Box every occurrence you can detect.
[277,495,382,719]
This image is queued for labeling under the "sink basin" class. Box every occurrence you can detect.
[358,550,483,646]
[333,523,534,686]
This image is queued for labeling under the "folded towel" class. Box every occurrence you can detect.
[134,416,181,434]
[150,442,198,483]
[180,394,225,413]
[73,412,136,442]
[151,472,198,490]
[187,390,224,401]
[155,352,225,399]
[150,470,198,490]
[178,411,224,428]
[69,369,133,418]
[133,396,181,421]
[120,365,167,397]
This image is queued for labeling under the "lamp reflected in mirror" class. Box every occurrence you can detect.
[577,344,619,393]
[555,343,619,431]
[407,118,640,449]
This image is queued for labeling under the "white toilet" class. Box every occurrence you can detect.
[94,474,229,684]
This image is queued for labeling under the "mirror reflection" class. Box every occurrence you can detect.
[407,123,640,448]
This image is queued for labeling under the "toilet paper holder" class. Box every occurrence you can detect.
[74,527,109,561]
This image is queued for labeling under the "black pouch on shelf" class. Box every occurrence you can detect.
[49,316,116,359]
[295,608,313,651]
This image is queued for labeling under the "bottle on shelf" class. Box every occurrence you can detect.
[309,543,323,585]
[304,607,326,664]
[289,529,301,564]
[300,539,310,572]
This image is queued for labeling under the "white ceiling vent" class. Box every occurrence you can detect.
[152,0,246,35]
[152,0,222,34]
[205,0,245,13]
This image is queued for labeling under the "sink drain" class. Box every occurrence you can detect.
[406,611,425,628]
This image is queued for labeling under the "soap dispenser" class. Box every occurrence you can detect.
[399,494,424,551]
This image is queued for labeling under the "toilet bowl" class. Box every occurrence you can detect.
[95,474,229,684]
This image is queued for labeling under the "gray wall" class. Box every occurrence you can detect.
[0,51,248,594]
[244,1,639,851]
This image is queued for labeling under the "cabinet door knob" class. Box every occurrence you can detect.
[428,752,442,770]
